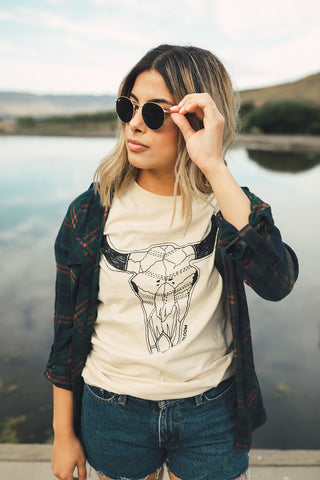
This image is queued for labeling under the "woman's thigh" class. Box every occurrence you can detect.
[167,470,250,480]
[81,383,165,480]
[81,378,248,480]
[165,377,249,480]
[96,466,164,480]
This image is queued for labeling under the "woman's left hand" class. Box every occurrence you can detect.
[170,93,225,175]
[171,93,251,231]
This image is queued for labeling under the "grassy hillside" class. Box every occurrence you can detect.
[239,72,320,107]
[0,72,319,119]
[1,72,319,137]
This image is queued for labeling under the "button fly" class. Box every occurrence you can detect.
[158,403,177,447]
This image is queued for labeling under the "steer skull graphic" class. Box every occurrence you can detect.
[101,215,217,354]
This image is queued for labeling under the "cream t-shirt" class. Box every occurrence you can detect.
[82,181,234,400]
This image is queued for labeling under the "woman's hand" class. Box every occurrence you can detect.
[170,93,225,176]
[51,433,87,480]
[171,93,251,231]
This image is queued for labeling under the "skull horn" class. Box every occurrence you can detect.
[193,214,217,260]
[101,235,129,271]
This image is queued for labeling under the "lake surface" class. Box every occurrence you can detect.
[0,136,319,448]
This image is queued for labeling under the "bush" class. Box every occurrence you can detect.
[38,111,117,124]
[17,117,36,128]
[17,111,117,127]
[239,101,255,118]
[243,101,320,134]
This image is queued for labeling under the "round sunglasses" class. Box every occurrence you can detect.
[116,96,171,130]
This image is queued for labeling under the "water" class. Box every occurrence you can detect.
[0,136,319,448]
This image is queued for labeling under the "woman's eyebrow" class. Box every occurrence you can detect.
[151,98,175,106]
[129,93,174,106]
[129,93,139,102]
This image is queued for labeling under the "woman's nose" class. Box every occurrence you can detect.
[128,106,146,131]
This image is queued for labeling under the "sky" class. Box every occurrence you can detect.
[0,0,319,95]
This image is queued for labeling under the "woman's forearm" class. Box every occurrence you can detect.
[51,385,87,480]
[205,163,251,231]
[53,384,75,438]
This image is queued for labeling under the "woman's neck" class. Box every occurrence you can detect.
[136,170,177,196]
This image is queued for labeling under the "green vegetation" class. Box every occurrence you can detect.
[3,99,320,137]
[15,110,118,136]
[18,111,117,126]
[276,382,292,396]
[239,101,255,118]
[7,384,19,394]
[0,415,27,443]
[240,101,320,134]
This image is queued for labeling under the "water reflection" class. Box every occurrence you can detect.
[0,136,319,448]
[247,149,320,173]
[0,136,114,444]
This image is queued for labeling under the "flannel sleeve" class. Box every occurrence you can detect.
[44,201,78,390]
[216,188,299,301]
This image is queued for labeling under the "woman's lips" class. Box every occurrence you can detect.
[127,138,149,152]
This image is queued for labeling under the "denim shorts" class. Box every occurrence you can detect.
[80,376,249,480]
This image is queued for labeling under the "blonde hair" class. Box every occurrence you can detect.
[94,44,239,224]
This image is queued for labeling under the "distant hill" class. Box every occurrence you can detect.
[239,72,320,107]
[0,71,319,118]
[0,92,116,118]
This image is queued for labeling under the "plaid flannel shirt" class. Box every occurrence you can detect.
[45,185,298,451]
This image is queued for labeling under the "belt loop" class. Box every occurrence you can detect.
[195,393,203,407]
[118,394,127,405]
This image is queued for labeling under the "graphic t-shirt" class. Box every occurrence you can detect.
[82,181,234,400]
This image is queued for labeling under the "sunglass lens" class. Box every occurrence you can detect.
[142,103,164,130]
[116,97,133,123]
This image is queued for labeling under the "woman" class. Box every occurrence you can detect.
[45,44,298,480]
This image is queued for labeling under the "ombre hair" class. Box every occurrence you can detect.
[94,44,239,224]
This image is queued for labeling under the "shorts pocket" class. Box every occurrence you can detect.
[203,377,235,403]
[85,383,116,404]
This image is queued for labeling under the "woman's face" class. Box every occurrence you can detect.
[125,69,179,191]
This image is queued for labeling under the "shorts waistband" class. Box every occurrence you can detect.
[88,376,235,409]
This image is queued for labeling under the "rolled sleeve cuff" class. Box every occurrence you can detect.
[44,354,72,390]
[216,191,279,266]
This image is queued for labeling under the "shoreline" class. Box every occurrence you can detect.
[1,131,320,153]
[234,134,320,153]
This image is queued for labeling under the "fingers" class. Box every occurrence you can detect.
[51,439,87,480]
[171,112,195,142]
[171,93,220,121]
[77,456,87,480]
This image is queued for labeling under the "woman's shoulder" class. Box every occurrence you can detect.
[61,184,104,235]
[70,183,99,205]
[67,184,103,214]
[240,186,272,213]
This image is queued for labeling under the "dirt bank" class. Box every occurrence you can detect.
[234,134,320,153]
[1,128,320,153]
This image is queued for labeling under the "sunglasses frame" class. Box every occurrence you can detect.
[116,96,171,130]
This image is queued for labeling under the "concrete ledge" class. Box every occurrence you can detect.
[1,444,319,466]
[0,444,52,462]
[0,445,320,480]
[250,449,320,466]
